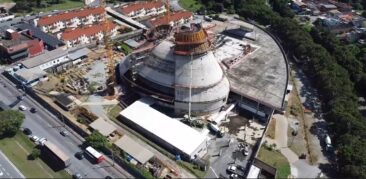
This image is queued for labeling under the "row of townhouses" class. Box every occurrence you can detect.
[57,21,118,48]
[119,0,166,19]
[149,11,193,27]
[34,7,105,33]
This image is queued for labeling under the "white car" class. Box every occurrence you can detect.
[19,105,27,111]
[30,135,40,142]
[39,138,47,145]
[230,173,238,179]
[243,146,249,156]
[227,165,237,173]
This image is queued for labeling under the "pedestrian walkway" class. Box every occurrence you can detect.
[269,114,321,178]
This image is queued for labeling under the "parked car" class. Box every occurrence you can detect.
[73,173,82,179]
[17,96,24,100]
[230,173,238,179]
[19,105,27,111]
[105,176,113,179]
[60,130,69,136]
[75,151,84,160]
[227,165,237,173]
[30,135,40,142]
[23,128,32,135]
[242,146,249,156]
[30,107,37,113]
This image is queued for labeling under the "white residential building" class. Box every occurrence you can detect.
[120,1,166,19]
[58,21,118,48]
[35,7,105,33]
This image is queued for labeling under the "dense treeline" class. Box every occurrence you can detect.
[309,25,366,97]
[239,1,366,177]
[198,0,366,177]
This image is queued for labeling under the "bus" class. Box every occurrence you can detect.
[85,146,104,164]
[42,141,71,170]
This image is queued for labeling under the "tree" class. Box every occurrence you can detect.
[0,110,25,137]
[84,131,109,151]
[30,148,41,160]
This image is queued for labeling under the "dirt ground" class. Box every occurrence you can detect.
[221,115,248,134]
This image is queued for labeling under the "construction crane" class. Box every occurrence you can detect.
[99,0,115,96]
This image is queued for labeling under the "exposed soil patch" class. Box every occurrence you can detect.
[222,115,249,134]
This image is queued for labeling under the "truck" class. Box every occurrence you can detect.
[42,141,71,170]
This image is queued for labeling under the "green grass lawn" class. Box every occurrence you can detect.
[257,147,291,178]
[107,104,123,120]
[177,161,207,178]
[179,0,202,12]
[0,133,70,178]
[32,0,84,13]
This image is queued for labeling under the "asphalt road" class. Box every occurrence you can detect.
[0,151,25,179]
[0,73,132,178]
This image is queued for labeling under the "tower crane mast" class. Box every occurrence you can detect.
[100,0,115,96]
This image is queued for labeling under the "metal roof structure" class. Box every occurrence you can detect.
[89,118,116,136]
[68,47,91,60]
[21,48,67,68]
[123,39,140,48]
[114,135,154,164]
[54,93,73,108]
[120,98,208,157]
[15,23,64,49]
[14,67,47,83]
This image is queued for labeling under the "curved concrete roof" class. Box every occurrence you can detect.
[211,20,288,110]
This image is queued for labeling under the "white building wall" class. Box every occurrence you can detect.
[39,55,68,70]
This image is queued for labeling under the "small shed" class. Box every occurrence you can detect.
[89,118,117,137]
[54,93,74,111]
[114,135,154,164]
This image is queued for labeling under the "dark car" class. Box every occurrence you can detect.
[75,152,84,160]
[17,96,24,100]
[105,176,113,179]
[30,108,37,113]
[60,130,69,136]
[23,128,32,135]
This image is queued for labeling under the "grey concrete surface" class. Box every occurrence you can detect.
[169,0,184,11]
[0,151,25,179]
[0,71,132,179]
[205,135,251,178]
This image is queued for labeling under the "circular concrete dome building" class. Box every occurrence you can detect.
[121,23,230,116]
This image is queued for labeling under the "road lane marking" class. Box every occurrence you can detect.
[210,166,219,178]
[0,151,25,178]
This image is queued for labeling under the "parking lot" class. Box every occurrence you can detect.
[205,112,265,178]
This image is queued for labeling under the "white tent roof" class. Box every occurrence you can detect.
[120,98,207,156]
[114,135,154,164]
[89,118,116,136]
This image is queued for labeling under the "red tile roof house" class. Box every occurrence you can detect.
[0,29,44,63]
[149,11,193,27]
[34,7,105,34]
[119,1,166,19]
[57,21,118,48]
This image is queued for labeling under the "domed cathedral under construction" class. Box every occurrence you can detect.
[120,23,230,116]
